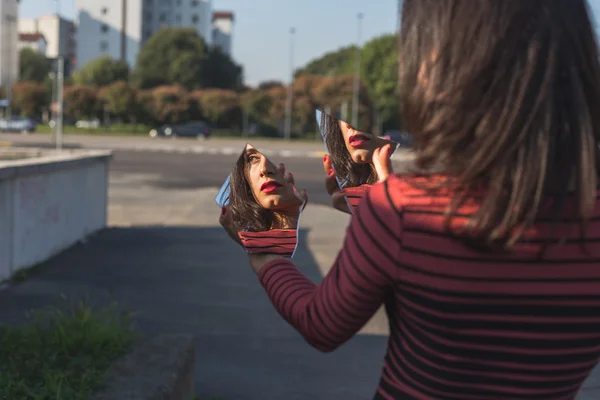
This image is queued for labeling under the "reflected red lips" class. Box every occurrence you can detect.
[349,134,370,148]
[261,181,282,193]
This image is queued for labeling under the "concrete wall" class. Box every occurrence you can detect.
[0,149,112,282]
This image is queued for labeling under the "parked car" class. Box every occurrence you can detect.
[382,130,413,148]
[75,119,101,129]
[149,121,211,139]
[0,118,37,134]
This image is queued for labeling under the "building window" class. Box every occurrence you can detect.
[101,24,109,33]
[176,0,181,5]
[100,41,108,52]
[191,14,199,24]
[145,11,152,20]
[191,0,198,6]
[144,30,153,40]
[159,13,167,22]
[101,7,108,15]
[175,14,181,23]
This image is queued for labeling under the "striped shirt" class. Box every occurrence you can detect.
[239,229,297,258]
[258,174,600,399]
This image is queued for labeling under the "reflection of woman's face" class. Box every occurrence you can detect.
[339,121,390,163]
[245,148,301,210]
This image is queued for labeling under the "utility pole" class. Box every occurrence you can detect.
[397,0,403,32]
[351,13,363,129]
[283,27,295,141]
[5,13,16,120]
[121,0,128,62]
[56,57,64,150]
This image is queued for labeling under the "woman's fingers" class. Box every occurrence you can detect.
[323,154,332,174]
[331,191,351,215]
[373,144,394,183]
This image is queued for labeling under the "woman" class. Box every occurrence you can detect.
[222,1,600,399]
[224,144,306,257]
[319,111,397,213]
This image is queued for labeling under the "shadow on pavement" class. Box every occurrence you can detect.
[0,226,388,400]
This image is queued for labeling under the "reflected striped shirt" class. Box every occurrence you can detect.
[258,174,600,399]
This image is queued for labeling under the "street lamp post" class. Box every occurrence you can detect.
[351,13,363,129]
[284,27,295,141]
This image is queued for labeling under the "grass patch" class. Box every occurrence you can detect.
[0,298,136,399]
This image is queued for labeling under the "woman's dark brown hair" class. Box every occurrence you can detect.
[399,0,600,249]
[228,147,275,232]
[320,111,378,187]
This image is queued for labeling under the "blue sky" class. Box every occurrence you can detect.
[20,0,600,86]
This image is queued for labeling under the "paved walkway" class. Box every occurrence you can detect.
[0,167,598,399]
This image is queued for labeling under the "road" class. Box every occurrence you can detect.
[110,150,334,206]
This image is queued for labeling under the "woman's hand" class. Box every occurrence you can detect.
[323,155,351,215]
[372,143,394,183]
[219,205,243,246]
[279,163,308,211]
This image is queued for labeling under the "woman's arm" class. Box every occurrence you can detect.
[254,178,403,352]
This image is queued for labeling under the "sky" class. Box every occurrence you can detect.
[19,0,600,86]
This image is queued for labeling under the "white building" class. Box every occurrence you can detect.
[18,15,77,75]
[0,0,19,88]
[18,32,47,55]
[75,0,212,70]
[212,11,233,56]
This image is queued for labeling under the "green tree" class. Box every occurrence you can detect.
[294,45,356,77]
[151,85,190,124]
[11,82,48,117]
[133,28,208,90]
[19,48,50,83]
[241,89,272,124]
[63,85,100,120]
[194,89,241,128]
[361,34,400,131]
[202,48,243,89]
[73,56,129,86]
[100,81,137,122]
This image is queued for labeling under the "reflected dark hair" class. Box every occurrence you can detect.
[228,147,275,232]
[320,112,377,187]
[399,0,600,249]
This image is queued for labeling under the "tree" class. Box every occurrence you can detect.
[294,45,356,77]
[202,47,243,90]
[100,81,137,122]
[258,81,284,90]
[63,85,100,120]
[73,56,129,86]
[133,28,208,90]
[361,34,400,131]
[314,74,373,131]
[151,85,190,124]
[193,89,241,128]
[19,48,50,83]
[11,82,48,117]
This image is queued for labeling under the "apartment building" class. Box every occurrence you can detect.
[18,32,47,54]
[18,15,77,75]
[75,0,211,70]
[0,0,19,87]
[212,11,233,56]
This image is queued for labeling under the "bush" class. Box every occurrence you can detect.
[0,298,135,399]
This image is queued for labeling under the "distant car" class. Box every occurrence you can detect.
[383,130,413,148]
[75,119,101,129]
[149,121,211,139]
[0,118,36,134]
